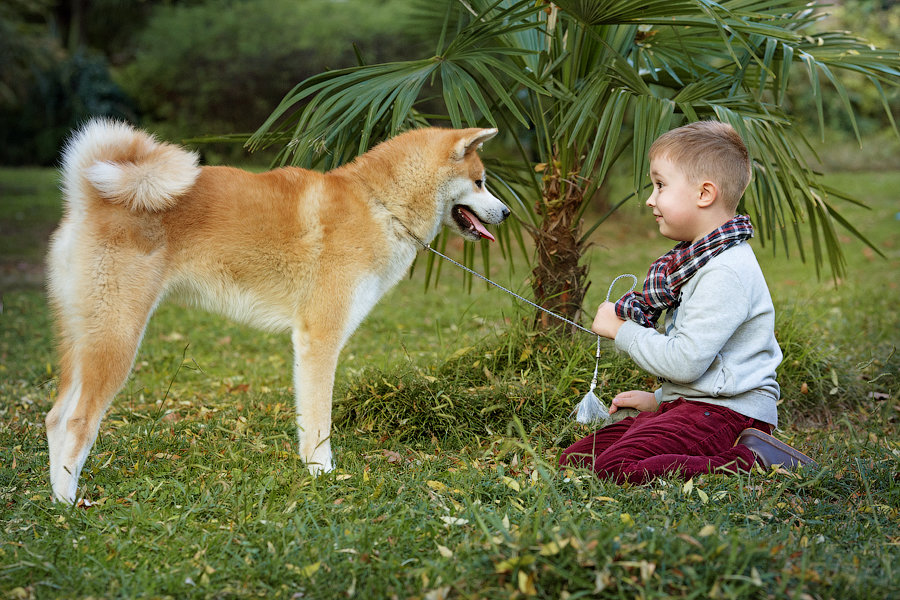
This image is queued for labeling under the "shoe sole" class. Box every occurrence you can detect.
[736,428,819,470]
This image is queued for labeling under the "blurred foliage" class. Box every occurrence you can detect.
[0,0,422,165]
[0,0,896,166]
[789,0,900,137]
[833,0,900,51]
[50,0,208,62]
[0,0,58,109]
[118,0,422,157]
[0,50,137,165]
[0,0,139,165]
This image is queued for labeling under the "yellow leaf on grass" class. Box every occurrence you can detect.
[449,346,474,360]
[539,538,570,556]
[427,480,449,492]
[501,476,521,492]
[424,587,450,600]
[495,554,536,573]
[682,478,694,495]
[698,525,716,537]
[697,489,709,504]
[437,544,453,558]
[620,513,635,527]
[518,571,537,595]
[300,562,321,577]
[539,541,560,556]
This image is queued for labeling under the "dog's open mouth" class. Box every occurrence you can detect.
[452,205,495,242]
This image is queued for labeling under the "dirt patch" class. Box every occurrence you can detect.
[0,260,45,293]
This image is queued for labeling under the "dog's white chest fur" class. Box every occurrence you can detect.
[342,245,416,346]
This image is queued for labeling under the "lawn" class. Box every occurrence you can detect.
[0,166,897,599]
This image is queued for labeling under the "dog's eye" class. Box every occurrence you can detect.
[475,179,483,189]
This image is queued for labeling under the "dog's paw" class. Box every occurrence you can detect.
[50,474,78,505]
[306,461,334,477]
[304,444,334,476]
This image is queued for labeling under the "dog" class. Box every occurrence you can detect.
[45,119,509,504]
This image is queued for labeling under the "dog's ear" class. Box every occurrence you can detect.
[451,128,498,160]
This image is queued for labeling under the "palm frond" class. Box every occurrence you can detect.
[248,0,900,287]
[249,2,547,169]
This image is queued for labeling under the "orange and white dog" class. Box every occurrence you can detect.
[45,119,508,504]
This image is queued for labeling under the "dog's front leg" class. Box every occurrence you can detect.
[291,327,338,475]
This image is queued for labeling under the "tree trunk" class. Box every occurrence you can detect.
[531,158,590,335]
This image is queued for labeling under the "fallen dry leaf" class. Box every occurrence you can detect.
[383,450,402,463]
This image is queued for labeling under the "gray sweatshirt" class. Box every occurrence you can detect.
[614,242,781,426]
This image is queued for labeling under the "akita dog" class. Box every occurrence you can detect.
[45,119,509,504]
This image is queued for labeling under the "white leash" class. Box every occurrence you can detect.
[421,243,632,336]
[420,242,637,424]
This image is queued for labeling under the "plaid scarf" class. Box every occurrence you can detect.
[614,215,754,328]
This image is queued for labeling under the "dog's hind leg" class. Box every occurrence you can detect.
[290,327,341,475]
[46,245,165,504]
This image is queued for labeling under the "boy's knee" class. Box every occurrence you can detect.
[592,455,623,479]
[593,456,649,484]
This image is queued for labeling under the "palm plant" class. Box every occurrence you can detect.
[247,0,899,332]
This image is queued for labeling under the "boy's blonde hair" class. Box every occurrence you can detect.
[649,120,751,211]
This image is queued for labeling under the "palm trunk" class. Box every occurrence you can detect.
[531,158,590,335]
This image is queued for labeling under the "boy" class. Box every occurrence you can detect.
[560,120,813,483]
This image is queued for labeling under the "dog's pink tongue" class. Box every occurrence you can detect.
[459,207,495,242]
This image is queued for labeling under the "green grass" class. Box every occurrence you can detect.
[0,167,898,599]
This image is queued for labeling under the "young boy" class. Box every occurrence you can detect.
[560,120,812,483]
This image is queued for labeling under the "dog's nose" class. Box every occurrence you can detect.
[501,206,510,220]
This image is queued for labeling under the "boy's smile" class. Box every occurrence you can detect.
[646,156,703,242]
[646,156,735,244]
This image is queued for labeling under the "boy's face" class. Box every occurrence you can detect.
[646,156,705,243]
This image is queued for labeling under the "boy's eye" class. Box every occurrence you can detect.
[655,181,663,190]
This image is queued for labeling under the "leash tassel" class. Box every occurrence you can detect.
[570,336,609,424]
[571,388,609,424]
[570,275,638,425]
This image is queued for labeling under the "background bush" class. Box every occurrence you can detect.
[2,0,896,166]
[117,0,420,159]
[0,0,423,165]
[0,50,137,165]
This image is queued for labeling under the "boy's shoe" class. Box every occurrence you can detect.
[736,428,819,470]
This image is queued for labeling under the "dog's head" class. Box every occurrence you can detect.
[440,129,510,242]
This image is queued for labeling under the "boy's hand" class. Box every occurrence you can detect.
[591,301,626,339]
[610,390,658,414]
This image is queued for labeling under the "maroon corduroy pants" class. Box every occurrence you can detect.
[559,398,771,484]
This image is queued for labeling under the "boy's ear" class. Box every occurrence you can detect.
[697,180,719,208]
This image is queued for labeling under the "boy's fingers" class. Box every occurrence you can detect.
[613,391,653,411]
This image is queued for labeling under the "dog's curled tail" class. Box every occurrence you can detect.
[62,118,201,212]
